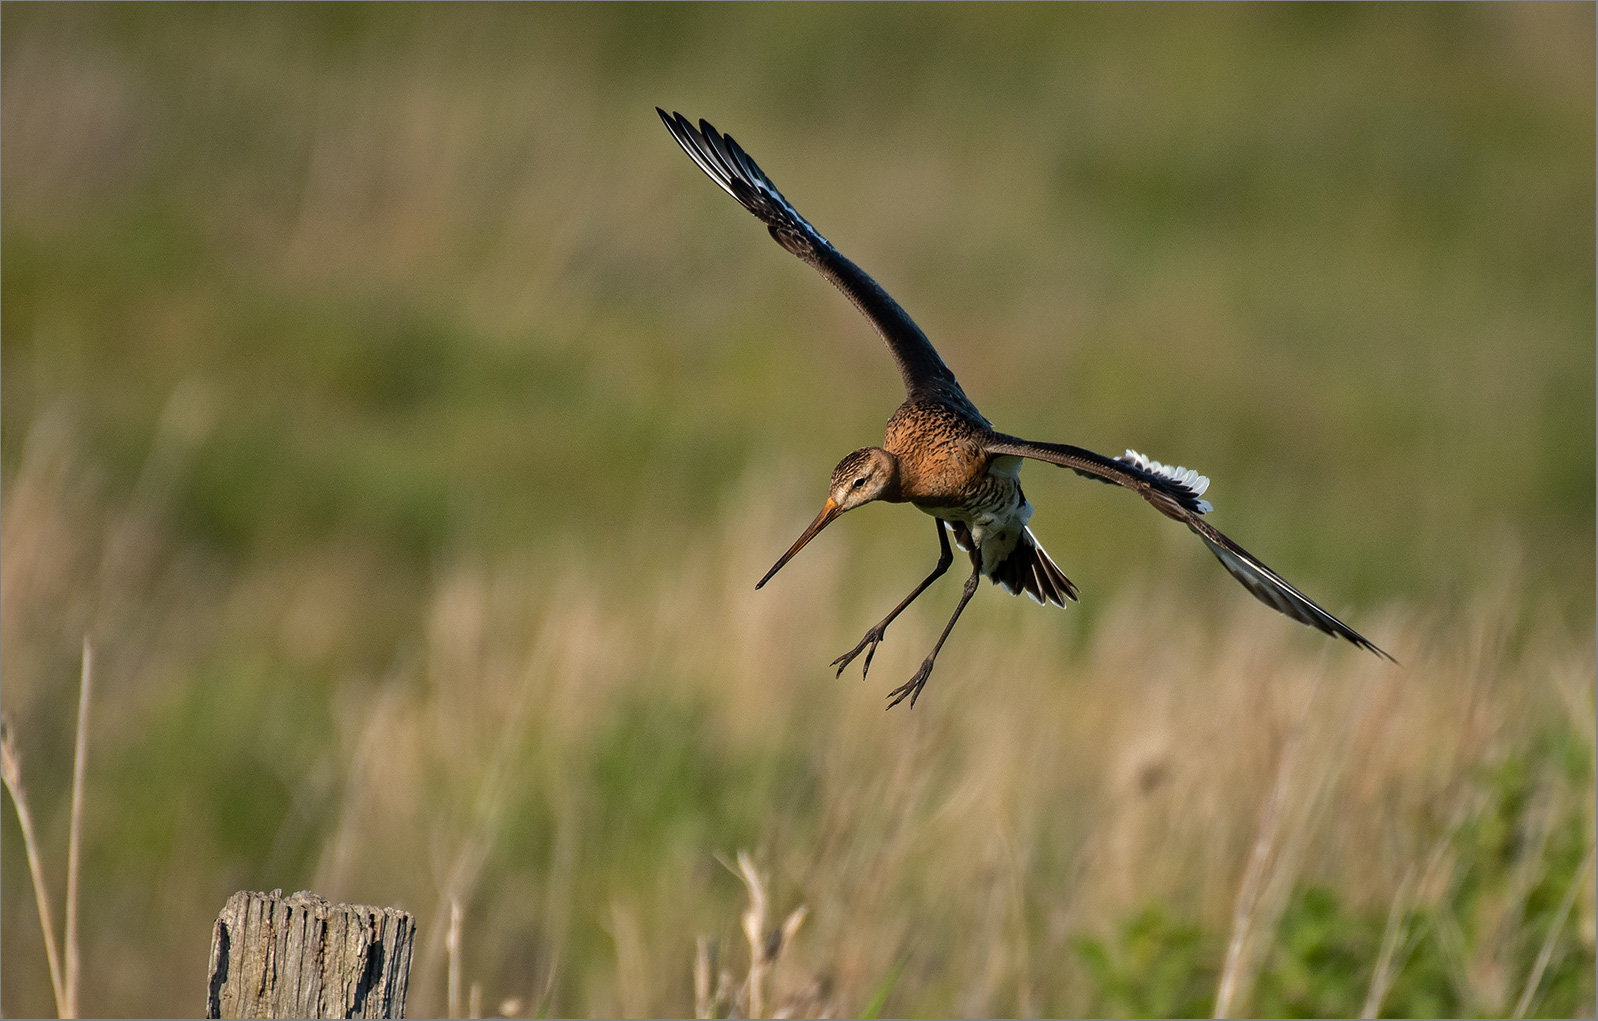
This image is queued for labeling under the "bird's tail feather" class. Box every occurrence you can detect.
[991,528,1078,608]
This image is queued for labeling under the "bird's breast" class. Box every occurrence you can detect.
[913,469,1034,576]
[884,404,993,505]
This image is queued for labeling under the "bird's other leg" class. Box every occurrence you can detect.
[886,543,983,710]
[833,518,953,679]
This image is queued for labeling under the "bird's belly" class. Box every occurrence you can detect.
[917,480,1034,577]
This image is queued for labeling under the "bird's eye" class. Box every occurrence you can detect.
[853,477,867,488]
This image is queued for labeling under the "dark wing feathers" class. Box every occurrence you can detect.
[985,434,1395,662]
[1184,516,1394,661]
[658,109,967,405]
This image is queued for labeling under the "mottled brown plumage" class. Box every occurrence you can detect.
[660,110,1394,708]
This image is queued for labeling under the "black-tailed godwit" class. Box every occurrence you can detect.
[659,110,1393,708]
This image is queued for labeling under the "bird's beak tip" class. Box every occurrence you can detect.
[756,497,842,590]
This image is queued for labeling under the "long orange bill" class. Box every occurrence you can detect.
[756,498,841,589]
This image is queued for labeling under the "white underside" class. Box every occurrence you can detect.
[918,455,1034,576]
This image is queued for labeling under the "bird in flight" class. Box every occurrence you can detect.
[658,110,1393,708]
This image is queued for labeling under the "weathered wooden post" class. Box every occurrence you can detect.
[206,889,416,1019]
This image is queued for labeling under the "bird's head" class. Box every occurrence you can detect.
[756,447,900,589]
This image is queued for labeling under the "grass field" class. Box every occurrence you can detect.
[2,5,1593,1017]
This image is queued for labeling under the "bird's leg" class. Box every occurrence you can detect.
[832,519,954,680]
[886,542,983,710]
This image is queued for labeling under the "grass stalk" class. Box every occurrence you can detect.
[1,717,67,1017]
[447,897,464,1020]
[64,637,92,1019]
[734,850,768,1020]
[693,935,714,1019]
[1213,747,1290,1018]
[1364,789,1479,1016]
[718,849,808,1019]
[1213,672,1322,1019]
[1512,845,1595,1019]
[1361,868,1415,1018]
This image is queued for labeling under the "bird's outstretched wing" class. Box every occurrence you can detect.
[984,434,1395,661]
[658,110,969,407]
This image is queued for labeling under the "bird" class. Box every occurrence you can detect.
[658,109,1394,709]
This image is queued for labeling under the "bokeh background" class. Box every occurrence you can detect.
[3,4,1593,1017]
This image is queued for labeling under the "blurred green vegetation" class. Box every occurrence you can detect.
[1077,886,1464,1020]
[2,4,1593,1017]
[1078,733,1598,1019]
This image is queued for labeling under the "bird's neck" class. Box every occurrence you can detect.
[882,453,907,503]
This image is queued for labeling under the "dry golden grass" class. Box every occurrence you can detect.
[1,636,93,1020]
[2,425,1590,1016]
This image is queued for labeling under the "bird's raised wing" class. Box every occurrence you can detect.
[984,434,1395,661]
[659,110,969,406]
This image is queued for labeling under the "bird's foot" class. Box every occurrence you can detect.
[885,659,935,710]
[831,625,887,679]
